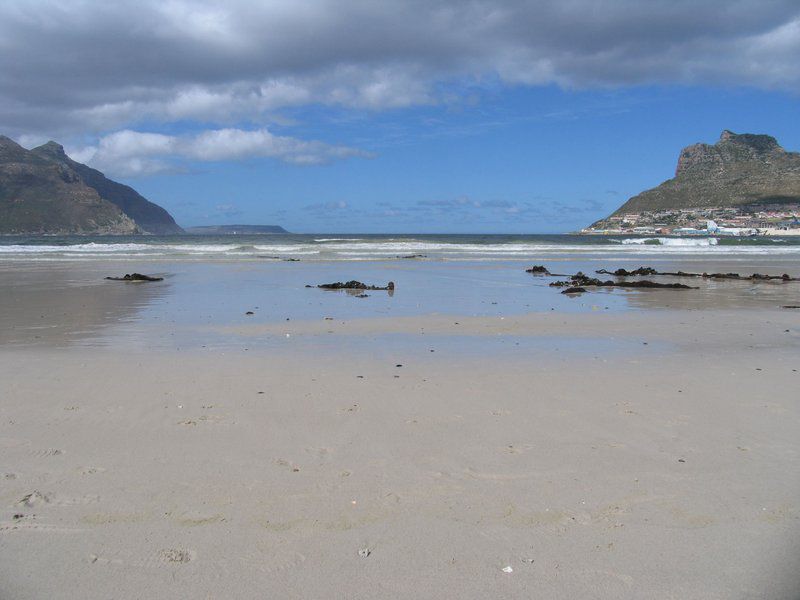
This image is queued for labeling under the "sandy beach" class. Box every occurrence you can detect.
[1,255,799,599]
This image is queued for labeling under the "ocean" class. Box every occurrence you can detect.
[1,233,799,261]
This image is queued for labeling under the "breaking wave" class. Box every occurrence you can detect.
[1,233,798,261]
[618,237,718,247]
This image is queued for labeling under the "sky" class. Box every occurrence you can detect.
[1,1,799,233]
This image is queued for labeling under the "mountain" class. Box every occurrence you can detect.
[184,225,289,234]
[0,135,183,235]
[31,142,183,234]
[0,136,138,234]
[591,130,800,228]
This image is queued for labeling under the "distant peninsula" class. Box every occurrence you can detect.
[185,225,289,234]
[587,130,800,234]
[0,135,182,235]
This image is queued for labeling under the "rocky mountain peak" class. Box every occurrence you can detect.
[675,130,785,176]
[33,141,68,160]
[718,130,780,152]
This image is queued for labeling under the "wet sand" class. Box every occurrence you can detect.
[1,260,799,598]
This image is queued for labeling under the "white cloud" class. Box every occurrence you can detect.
[1,1,798,139]
[70,128,371,177]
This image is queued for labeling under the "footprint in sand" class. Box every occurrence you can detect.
[76,466,107,476]
[16,490,100,507]
[16,490,51,507]
[158,549,196,564]
[28,448,63,458]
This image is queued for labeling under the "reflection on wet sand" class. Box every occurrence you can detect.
[2,257,798,349]
[618,277,800,311]
[0,263,170,346]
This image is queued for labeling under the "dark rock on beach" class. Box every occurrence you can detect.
[597,267,658,277]
[615,280,695,289]
[561,287,587,294]
[596,266,799,281]
[525,265,551,275]
[105,273,163,282]
[550,271,696,290]
[315,280,395,291]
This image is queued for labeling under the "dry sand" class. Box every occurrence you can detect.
[1,305,799,599]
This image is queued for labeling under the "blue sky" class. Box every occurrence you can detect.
[2,1,799,233]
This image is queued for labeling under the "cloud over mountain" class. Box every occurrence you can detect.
[65,128,371,177]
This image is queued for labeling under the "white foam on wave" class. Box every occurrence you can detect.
[619,237,718,246]
[2,235,799,260]
[0,242,242,253]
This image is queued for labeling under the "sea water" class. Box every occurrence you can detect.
[1,233,799,261]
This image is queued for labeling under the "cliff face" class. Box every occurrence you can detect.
[30,142,183,235]
[0,136,183,235]
[601,130,800,219]
[0,136,139,235]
